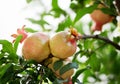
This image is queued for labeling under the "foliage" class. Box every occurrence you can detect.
[0,0,120,84]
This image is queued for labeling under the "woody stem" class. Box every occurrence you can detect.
[80,35,120,50]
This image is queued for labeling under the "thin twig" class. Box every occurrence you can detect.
[81,35,120,50]
[114,0,120,15]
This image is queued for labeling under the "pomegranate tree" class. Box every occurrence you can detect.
[22,32,50,63]
[90,4,114,31]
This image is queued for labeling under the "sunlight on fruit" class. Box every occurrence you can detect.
[50,31,77,59]
[22,32,50,63]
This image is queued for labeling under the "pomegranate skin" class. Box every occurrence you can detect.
[49,31,77,59]
[90,5,113,31]
[91,10,113,24]
[22,32,50,63]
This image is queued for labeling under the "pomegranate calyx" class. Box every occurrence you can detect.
[69,28,82,40]
[11,25,28,43]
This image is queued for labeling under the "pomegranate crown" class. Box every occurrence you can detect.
[11,25,28,43]
[69,28,82,40]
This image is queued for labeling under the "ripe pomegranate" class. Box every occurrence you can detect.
[90,4,114,31]
[49,30,77,59]
[22,32,50,63]
[47,57,74,80]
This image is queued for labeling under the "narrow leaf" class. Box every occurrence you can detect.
[57,16,73,32]
[101,8,116,16]
[76,79,83,84]
[0,63,13,83]
[72,68,87,83]
[59,62,78,75]
[24,28,38,33]
[13,35,22,53]
[51,0,66,17]
[52,0,59,9]
[53,60,63,71]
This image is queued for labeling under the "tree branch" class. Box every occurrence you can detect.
[81,35,120,50]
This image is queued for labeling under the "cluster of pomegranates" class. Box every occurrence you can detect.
[11,26,81,82]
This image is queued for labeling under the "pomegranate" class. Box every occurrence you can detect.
[90,4,114,31]
[49,30,77,59]
[22,32,50,63]
[47,57,74,80]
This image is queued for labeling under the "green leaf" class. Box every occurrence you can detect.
[0,40,18,62]
[24,28,38,33]
[9,79,20,84]
[73,4,98,24]
[28,18,49,26]
[26,0,32,3]
[0,40,15,54]
[53,60,63,71]
[82,70,92,83]
[51,0,66,17]
[59,62,78,75]
[0,63,13,84]
[72,51,80,62]
[72,68,87,83]
[57,16,73,32]
[101,8,116,16]
[70,1,84,12]
[84,39,94,50]
[74,21,84,34]
[51,9,66,17]
[13,35,22,53]
[89,54,101,71]
[75,79,83,84]
[0,64,11,79]
[27,18,49,31]
[52,0,59,9]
